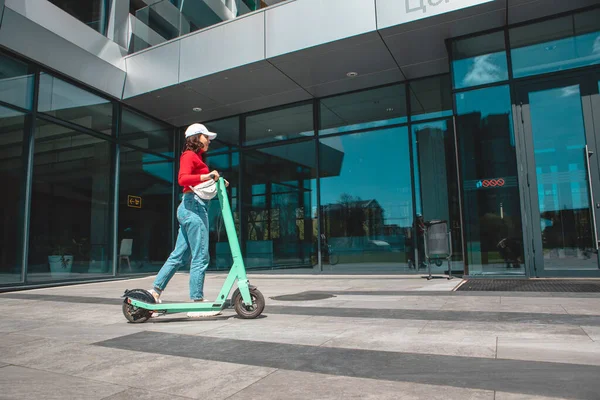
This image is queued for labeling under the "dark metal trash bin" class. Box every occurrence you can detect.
[423,220,453,280]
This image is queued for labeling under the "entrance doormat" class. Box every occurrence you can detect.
[457,279,600,292]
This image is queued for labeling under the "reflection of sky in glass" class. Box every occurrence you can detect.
[320,127,413,227]
[453,52,509,89]
[512,32,600,78]
[529,85,589,213]
[456,85,512,118]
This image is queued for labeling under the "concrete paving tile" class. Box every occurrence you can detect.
[0,318,47,334]
[267,299,347,308]
[440,303,568,315]
[419,321,588,339]
[581,326,600,341]
[307,315,430,329]
[100,388,192,400]
[334,299,447,311]
[227,369,494,400]
[500,297,600,307]
[0,333,44,348]
[200,317,352,346]
[78,353,275,400]
[0,338,146,376]
[497,337,600,366]
[561,305,600,316]
[323,328,497,358]
[145,316,236,335]
[40,345,154,376]
[21,321,147,344]
[0,338,73,365]
[443,296,502,305]
[494,392,573,400]
[0,365,125,400]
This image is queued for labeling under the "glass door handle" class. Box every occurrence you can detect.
[585,145,599,250]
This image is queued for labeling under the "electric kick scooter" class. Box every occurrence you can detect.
[122,177,265,322]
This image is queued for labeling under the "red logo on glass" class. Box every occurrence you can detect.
[476,179,505,189]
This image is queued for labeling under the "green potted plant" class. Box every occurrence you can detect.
[48,243,73,277]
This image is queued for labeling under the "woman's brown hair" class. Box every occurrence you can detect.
[183,134,205,154]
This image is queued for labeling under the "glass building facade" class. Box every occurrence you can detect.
[2,4,600,288]
[0,52,177,287]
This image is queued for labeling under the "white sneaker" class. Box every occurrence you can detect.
[149,289,162,304]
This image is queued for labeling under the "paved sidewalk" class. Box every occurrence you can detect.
[1,273,600,399]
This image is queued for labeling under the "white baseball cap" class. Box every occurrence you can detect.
[184,123,217,140]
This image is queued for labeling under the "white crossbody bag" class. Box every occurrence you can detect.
[190,177,217,200]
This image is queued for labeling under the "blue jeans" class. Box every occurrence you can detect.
[153,192,209,300]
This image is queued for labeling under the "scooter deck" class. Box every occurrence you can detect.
[127,298,224,314]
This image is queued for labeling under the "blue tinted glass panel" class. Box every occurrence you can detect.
[118,147,173,275]
[0,107,26,284]
[452,32,509,90]
[38,73,113,134]
[510,11,600,78]
[319,127,414,271]
[240,143,316,269]
[320,85,407,135]
[409,75,453,122]
[412,119,463,269]
[47,0,108,34]
[245,104,313,146]
[204,117,239,150]
[0,53,34,110]
[455,85,525,276]
[121,108,173,153]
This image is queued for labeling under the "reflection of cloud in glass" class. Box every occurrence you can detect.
[462,55,502,87]
[560,85,579,98]
[594,35,600,54]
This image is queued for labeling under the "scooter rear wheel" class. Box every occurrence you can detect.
[233,288,265,319]
[122,289,155,323]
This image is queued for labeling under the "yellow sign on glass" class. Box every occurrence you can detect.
[128,195,142,209]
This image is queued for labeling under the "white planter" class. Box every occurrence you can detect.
[48,255,73,277]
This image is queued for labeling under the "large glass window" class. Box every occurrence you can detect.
[245,103,313,146]
[510,10,600,79]
[455,85,525,275]
[204,117,240,151]
[118,148,173,275]
[452,32,509,90]
[120,108,174,154]
[47,0,109,34]
[412,119,463,271]
[320,85,407,135]
[241,142,316,269]
[409,75,453,121]
[0,53,34,110]
[28,120,112,282]
[0,107,27,284]
[319,128,413,271]
[38,73,113,134]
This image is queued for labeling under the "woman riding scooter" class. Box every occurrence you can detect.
[149,123,227,317]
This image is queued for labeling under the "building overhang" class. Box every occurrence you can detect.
[119,0,598,127]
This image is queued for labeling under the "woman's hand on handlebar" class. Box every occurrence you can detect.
[209,170,220,181]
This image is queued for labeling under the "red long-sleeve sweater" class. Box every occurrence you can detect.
[178,150,209,193]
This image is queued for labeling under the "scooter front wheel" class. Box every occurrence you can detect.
[233,288,265,319]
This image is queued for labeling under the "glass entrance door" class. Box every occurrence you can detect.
[515,72,600,277]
